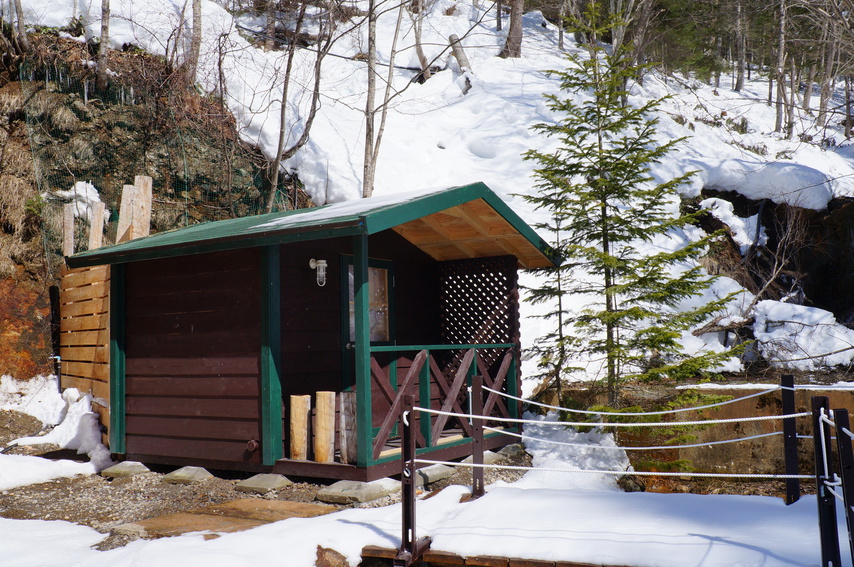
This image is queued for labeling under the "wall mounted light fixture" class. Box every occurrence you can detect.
[309,258,328,287]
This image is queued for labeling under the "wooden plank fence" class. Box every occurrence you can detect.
[58,175,152,447]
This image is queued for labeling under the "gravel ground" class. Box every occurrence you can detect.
[0,408,807,552]
[0,409,535,551]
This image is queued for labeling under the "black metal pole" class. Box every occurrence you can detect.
[395,395,430,567]
[471,374,485,499]
[834,408,854,563]
[781,374,800,504]
[812,396,842,567]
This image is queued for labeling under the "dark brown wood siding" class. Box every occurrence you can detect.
[124,249,263,464]
[278,231,440,431]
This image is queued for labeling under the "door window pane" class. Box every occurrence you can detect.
[349,265,390,342]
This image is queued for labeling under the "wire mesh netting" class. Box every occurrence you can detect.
[16,41,294,277]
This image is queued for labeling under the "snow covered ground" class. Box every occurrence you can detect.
[14,0,854,386]
[6,0,854,564]
[0,375,850,567]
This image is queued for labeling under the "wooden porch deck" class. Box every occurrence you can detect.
[273,429,515,482]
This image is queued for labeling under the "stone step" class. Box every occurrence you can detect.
[111,499,336,539]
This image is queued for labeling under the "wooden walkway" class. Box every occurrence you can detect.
[361,546,633,567]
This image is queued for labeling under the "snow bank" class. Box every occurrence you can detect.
[0,375,67,426]
[0,376,113,490]
[46,181,109,223]
[700,197,767,255]
[753,300,854,370]
[683,159,834,210]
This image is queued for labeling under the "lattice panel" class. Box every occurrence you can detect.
[438,256,519,375]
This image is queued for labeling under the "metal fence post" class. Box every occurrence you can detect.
[834,408,854,563]
[395,395,430,567]
[471,374,485,499]
[781,374,800,504]
[812,396,842,567]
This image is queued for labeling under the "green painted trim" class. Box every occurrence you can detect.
[108,264,127,454]
[68,223,365,268]
[260,246,284,465]
[353,235,372,467]
[370,343,513,352]
[68,182,559,270]
[479,189,563,266]
[365,428,510,467]
[363,183,487,235]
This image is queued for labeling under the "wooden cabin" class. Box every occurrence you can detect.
[65,182,559,480]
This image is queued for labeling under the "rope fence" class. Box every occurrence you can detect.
[412,458,815,481]
[485,385,785,416]
[485,425,785,451]
[417,405,811,428]
[391,376,853,567]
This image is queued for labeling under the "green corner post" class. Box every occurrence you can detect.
[353,234,372,467]
[260,245,284,465]
[109,263,127,454]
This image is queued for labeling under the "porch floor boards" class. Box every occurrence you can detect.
[272,429,513,482]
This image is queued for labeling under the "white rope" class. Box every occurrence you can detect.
[485,385,783,417]
[820,412,837,429]
[413,459,815,480]
[843,427,854,441]
[485,426,784,451]
[826,485,845,503]
[415,406,812,428]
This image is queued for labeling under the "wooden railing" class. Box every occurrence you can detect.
[368,344,518,461]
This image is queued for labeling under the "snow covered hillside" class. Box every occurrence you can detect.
[13,0,854,385]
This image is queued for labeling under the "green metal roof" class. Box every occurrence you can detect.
[67,182,560,268]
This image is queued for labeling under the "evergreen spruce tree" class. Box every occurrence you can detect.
[524,3,740,407]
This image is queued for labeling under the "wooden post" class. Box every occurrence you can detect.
[314,391,336,463]
[290,395,311,460]
[88,201,105,250]
[471,374,485,499]
[448,34,472,95]
[395,394,431,567]
[62,203,75,257]
[781,374,800,504]
[131,175,152,240]
[812,396,842,567]
[116,185,136,243]
[339,391,357,464]
[834,408,854,562]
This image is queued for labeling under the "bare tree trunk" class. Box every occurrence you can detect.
[265,0,277,51]
[803,64,815,113]
[96,0,110,91]
[774,0,786,133]
[818,19,837,128]
[846,75,853,139]
[411,0,431,81]
[496,0,502,31]
[363,0,378,197]
[185,0,202,84]
[265,1,308,213]
[12,0,30,52]
[787,57,795,138]
[498,0,523,58]
[734,0,746,92]
[557,0,566,50]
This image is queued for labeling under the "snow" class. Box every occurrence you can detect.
[700,197,767,255]
[753,300,854,371]
[6,0,854,563]
[46,181,109,223]
[0,379,849,567]
[0,376,113,490]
